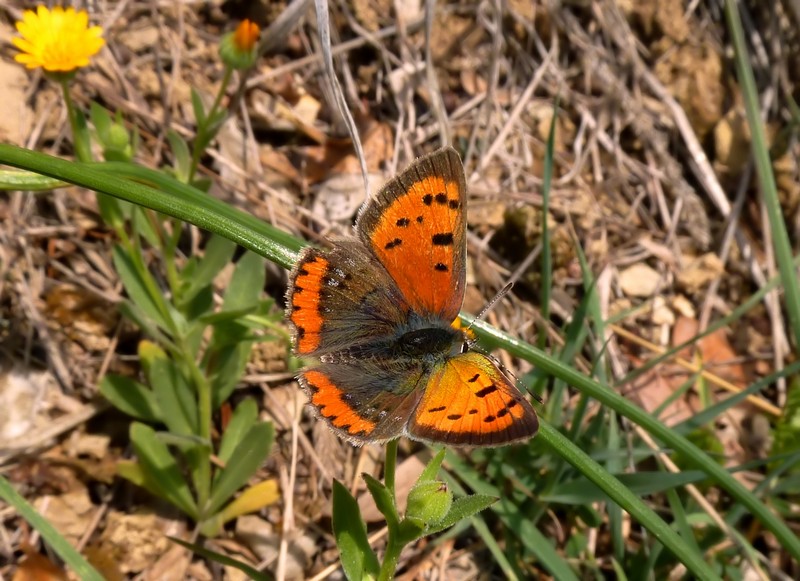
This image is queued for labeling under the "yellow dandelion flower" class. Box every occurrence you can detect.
[13,6,105,72]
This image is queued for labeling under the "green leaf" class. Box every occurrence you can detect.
[217,398,259,465]
[118,301,171,347]
[0,169,66,191]
[332,479,379,580]
[362,473,399,525]
[169,537,272,580]
[0,147,303,270]
[207,422,274,516]
[96,192,125,230]
[223,251,266,311]
[139,341,198,436]
[540,471,710,504]
[191,88,207,125]
[183,284,215,322]
[425,495,497,536]
[99,374,161,422]
[90,102,112,143]
[112,245,168,330]
[209,342,251,409]
[167,130,192,183]
[404,481,452,526]
[129,422,197,518]
[178,234,236,308]
[772,376,800,470]
[417,448,446,483]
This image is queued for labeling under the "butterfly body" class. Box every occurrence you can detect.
[286,147,538,447]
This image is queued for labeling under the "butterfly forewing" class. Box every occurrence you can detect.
[286,240,410,356]
[357,148,467,323]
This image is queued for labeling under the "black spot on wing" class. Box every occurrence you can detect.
[432,233,454,246]
[434,263,448,272]
[385,238,403,250]
[474,384,498,398]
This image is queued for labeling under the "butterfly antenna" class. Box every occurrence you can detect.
[470,343,545,405]
[465,282,514,335]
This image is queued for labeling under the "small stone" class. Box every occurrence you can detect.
[619,263,662,297]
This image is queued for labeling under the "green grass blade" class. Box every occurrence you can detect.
[724,0,800,348]
[0,145,300,269]
[538,101,557,345]
[537,423,718,580]
[0,475,105,581]
[464,315,800,563]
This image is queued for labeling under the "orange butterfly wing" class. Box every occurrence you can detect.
[408,352,539,446]
[356,147,467,322]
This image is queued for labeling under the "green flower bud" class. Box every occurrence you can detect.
[219,20,260,70]
[405,481,452,527]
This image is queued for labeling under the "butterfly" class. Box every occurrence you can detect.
[285,147,538,446]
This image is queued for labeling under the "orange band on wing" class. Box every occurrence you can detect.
[304,370,376,437]
[288,253,327,354]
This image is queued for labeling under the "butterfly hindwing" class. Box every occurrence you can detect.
[286,240,410,356]
[356,147,467,323]
[300,359,427,444]
[407,352,539,446]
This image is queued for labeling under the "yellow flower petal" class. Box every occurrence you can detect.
[12,5,105,73]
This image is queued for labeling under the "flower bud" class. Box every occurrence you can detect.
[219,20,260,70]
[405,481,452,526]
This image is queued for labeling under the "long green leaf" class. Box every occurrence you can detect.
[0,476,105,581]
[0,145,300,269]
[537,423,718,580]
[464,314,800,564]
[332,479,380,580]
[206,422,274,516]
[130,423,198,518]
[724,0,800,349]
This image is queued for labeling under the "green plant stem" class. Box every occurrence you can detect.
[384,439,398,497]
[162,216,184,294]
[375,439,401,579]
[182,340,213,511]
[189,67,233,183]
[60,79,92,163]
[377,532,403,581]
